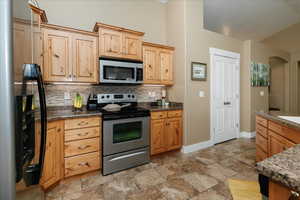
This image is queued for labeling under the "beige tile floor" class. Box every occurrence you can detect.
[46,138,257,200]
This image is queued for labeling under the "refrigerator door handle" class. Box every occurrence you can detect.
[36,65,47,180]
[22,64,47,186]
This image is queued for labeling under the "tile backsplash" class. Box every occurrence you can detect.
[38,84,165,107]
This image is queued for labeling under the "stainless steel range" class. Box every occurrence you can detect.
[90,93,150,175]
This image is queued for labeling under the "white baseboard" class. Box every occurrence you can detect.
[239,131,256,138]
[181,140,214,154]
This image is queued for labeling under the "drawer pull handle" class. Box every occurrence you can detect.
[78,121,89,126]
[78,132,89,137]
[110,151,146,162]
[78,162,90,167]
[78,145,91,150]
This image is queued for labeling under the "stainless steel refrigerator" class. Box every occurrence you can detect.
[0,0,47,199]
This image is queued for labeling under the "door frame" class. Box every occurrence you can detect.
[209,48,240,145]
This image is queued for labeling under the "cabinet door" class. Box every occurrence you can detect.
[32,28,43,70]
[43,29,72,82]
[268,131,295,157]
[40,121,64,190]
[166,117,182,151]
[73,33,98,83]
[159,50,173,85]
[100,28,122,58]
[151,119,166,155]
[13,22,31,82]
[123,33,142,60]
[143,46,160,84]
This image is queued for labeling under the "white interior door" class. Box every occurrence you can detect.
[210,49,240,144]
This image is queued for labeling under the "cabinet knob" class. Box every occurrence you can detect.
[149,64,152,68]
[78,162,90,167]
[78,121,88,126]
[165,69,169,73]
[57,128,61,132]
[78,132,89,137]
[54,54,59,58]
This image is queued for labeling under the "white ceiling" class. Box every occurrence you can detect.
[203,0,300,41]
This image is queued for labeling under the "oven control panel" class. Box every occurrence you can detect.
[97,93,137,103]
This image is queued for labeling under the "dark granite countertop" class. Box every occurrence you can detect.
[256,111,300,131]
[36,106,102,122]
[138,102,183,112]
[37,102,183,122]
[256,144,300,193]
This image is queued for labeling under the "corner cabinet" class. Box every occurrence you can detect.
[40,120,64,190]
[94,22,144,61]
[143,42,174,85]
[151,110,183,155]
[42,25,98,83]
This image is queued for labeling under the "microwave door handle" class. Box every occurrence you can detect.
[134,67,137,82]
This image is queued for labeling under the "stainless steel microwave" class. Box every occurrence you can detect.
[99,58,143,84]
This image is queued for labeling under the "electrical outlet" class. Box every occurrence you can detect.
[260,91,264,96]
[198,91,205,97]
[64,92,71,100]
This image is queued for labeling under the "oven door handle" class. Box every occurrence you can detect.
[109,151,146,162]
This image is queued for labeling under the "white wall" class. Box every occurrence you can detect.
[38,0,168,44]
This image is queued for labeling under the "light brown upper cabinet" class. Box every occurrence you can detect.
[159,49,173,85]
[42,24,98,83]
[143,46,160,84]
[13,16,43,82]
[43,28,72,82]
[123,33,142,60]
[100,28,123,58]
[72,33,98,83]
[13,21,31,82]
[143,42,174,85]
[94,22,144,61]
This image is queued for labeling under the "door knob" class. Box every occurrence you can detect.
[224,102,231,105]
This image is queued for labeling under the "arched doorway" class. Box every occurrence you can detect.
[269,56,288,112]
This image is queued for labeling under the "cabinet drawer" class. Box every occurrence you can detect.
[256,134,268,152]
[256,116,268,127]
[64,138,99,157]
[256,124,267,138]
[269,121,282,134]
[65,117,100,130]
[281,126,300,144]
[151,111,167,120]
[256,146,268,162]
[167,110,182,118]
[64,152,100,177]
[65,127,100,142]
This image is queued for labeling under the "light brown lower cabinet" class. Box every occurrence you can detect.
[269,181,300,200]
[151,110,183,155]
[39,116,102,190]
[268,131,295,157]
[64,116,102,178]
[40,120,64,190]
[255,115,298,162]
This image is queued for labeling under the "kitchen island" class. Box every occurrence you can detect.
[255,112,300,199]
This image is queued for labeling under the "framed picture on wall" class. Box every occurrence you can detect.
[191,62,207,81]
